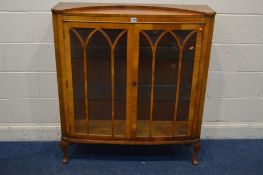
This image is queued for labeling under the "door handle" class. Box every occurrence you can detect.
[132,81,137,87]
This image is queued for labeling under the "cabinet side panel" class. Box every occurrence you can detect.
[194,16,215,138]
[187,28,203,136]
[126,26,134,138]
[52,14,69,137]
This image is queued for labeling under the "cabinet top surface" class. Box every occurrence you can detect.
[51,2,216,16]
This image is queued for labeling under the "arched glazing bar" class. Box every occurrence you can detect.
[140,29,197,137]
[140,30,181,137]
[173,30,197,137]
[70,28,127,136]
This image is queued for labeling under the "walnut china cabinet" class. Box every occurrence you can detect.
[52,3,215,165]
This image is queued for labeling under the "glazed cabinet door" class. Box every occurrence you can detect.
[132,24,203,139]
[63,23,132,138]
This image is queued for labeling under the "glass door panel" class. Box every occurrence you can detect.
[86,29,112,136]
[136,32,152,137]
[152,31,179,137]
[136,27,199,138]
[69,26,128,137]
[113,31,127,136]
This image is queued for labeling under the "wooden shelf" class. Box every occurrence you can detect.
[75,119,126,136]
[75,119,187,137]
[137,120,187,137]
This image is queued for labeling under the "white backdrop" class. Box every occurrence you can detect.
[0,0,263,140]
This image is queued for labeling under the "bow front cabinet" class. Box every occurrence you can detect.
[52,3,215,165]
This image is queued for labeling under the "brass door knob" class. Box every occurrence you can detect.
[132,81,137,87]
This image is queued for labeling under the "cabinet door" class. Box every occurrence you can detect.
[132,24,203,139]
[63,23,132,138]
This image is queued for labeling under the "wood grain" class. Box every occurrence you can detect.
[52,3,215,16]
[53,14,71,136]
[75,119,188,138]
[52,3,215,164]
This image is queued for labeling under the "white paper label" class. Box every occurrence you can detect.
[131,17,137,23]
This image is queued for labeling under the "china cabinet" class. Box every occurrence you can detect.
[52,2,215,165]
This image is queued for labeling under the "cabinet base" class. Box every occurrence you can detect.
[60,137,200,165]
[60,139,69,164]
[192,141,201,165]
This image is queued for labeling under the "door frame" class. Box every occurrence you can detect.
[62,21,204,140]
[131,23,204,139]
[63,22,133,139]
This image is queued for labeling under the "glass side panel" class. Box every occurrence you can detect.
[137,29,197,138]
[70,28,127,136]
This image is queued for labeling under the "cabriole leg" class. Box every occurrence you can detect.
[60,139,69,164]
[192,141,201,165]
